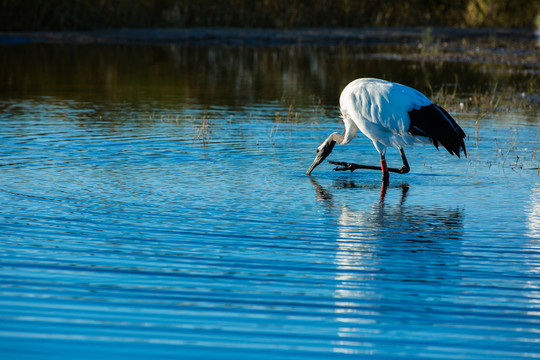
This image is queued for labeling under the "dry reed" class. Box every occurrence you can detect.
[2,0,538,31]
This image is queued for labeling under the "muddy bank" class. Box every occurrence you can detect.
[1,27,538,69]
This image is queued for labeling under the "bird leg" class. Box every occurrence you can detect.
[329,148,411,180]
[328,161,381,172]
[329,160,407,173]
[397,148,410,174]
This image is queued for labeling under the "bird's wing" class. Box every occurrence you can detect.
[408,104,467,157]
[340,79,432,135]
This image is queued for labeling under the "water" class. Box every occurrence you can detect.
[1,43,539,359]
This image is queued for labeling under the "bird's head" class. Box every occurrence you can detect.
[306,136,337,175]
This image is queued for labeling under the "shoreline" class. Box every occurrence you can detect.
[1,27,538,70]
[0,27,538,46]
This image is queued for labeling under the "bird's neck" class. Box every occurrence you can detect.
[330,131,346,145]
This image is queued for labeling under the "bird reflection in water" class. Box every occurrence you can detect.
[310,177,406,209]
[309,176,465,287]
[310,177,463,243]
[309,178,466,352]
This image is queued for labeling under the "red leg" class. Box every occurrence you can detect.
[380,158,389,183]
[380,158,388,173]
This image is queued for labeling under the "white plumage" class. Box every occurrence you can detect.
[306,78,467,181]
[339,78,432,153]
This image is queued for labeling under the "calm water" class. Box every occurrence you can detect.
[1,44,540,359]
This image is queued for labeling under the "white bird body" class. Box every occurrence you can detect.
[339,78,432,153]
[307,78,467,180]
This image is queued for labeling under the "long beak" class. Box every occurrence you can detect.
[306,138,336,176]
[306,143,335,175]
[306,158,321,175]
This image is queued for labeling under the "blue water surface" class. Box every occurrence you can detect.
[1,44,539,359]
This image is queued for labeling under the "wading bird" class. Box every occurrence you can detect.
[306,78,467,181]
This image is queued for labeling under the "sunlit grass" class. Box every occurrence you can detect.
[431,74,539,113]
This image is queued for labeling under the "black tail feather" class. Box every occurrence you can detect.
[408,104,467,158]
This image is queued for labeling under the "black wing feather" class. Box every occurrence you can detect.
[408,104,467,158]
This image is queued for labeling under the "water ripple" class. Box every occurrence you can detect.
[1,96,540,358]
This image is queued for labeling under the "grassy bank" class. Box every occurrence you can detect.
[1,0,539,31]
